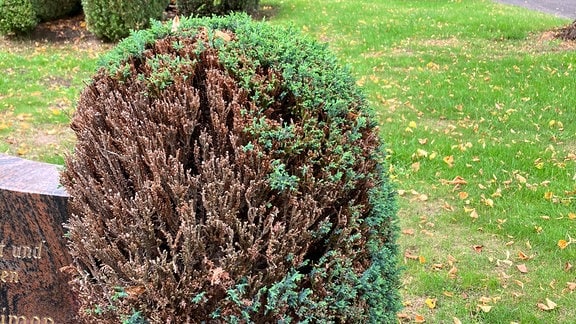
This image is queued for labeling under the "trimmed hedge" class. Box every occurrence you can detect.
[0,0,79,35]
[63,14,400,323]
[176,0,259,16]
[81,0,170,42]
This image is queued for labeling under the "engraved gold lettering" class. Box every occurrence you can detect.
[8,315,26,324]
[0,271,18,283]
[32,242,43,259]
[0,314,54,324]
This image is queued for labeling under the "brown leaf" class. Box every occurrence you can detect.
[441,176,467,185]
[404,250,419,260]
[472,245,484,253]
[517,251,531,260]
[516,264,528,274]
[537,298,557,311]
[414,314,426,323]
[566,282,576,291]
[565,262,573,272]
[402,228,415,235]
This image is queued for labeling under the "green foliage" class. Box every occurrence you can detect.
[0,0,80,36]
[0,0,37,35]
[81,0,170,42]
[176,0,259,17]
[63,14,400,322]
[30,0,81,21]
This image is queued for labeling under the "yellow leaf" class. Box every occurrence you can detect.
[568,213,576,220]
[443,155,454,167]
[409,121,417,128]
[515,174,527,183]
[458,191,469,199]
[425,298,436,309]
[448,265,458,279]
[483,197,494,207]
[558,239,569,250]
[477,304,492,313]
[544,191,554,200]
[419,255,426,264]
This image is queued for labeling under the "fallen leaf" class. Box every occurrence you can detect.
[569,212,576,220]
[419,255,426,264]
[567,282,576,291]
[448,265,458,279]
[458,191,469,199]
[425,298,436,309]
[517,251,530,260]
[412,162,421,172]
[397,313,410,320]
[565,262,573,272]
[515,174,527,184]
[470,209,479,219]
[517,264,528,274]
[482,197,494,207]
[443,155,454,167]
[404,250,418,260]
[414,314,425,323]
[558,239,569,250]
[402,228,415,235]
[472,245,484,253]
[453,317,462,324]
[441,176,467,185]
[537,298,557,311]
[443,291,454,297]
[477,304,492,313]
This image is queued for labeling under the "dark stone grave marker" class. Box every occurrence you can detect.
[0,154,77,323]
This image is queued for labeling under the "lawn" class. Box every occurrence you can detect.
[2,0,576,322]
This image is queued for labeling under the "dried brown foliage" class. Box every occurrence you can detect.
[62,15,399,323]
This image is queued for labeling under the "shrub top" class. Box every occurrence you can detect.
[64,13,399,323]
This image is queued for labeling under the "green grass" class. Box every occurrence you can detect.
[264,0,576,322]
[0,41,107,163]
[2,0,576,322]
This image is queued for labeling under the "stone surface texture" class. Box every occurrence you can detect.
[0,154,77,322]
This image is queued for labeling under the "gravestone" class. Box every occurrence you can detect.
[0,154,77,323]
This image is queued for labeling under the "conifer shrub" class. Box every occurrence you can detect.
[176,0,259,17]
[62,14,400,323]
[81,0,170,42]
[0,0,79,36]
